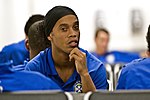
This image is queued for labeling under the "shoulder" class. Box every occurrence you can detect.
[125,58,147,68]
[121,58,148,74]
[2,43,16,52]
[90,52,102,58]
[25,52,43,70]
[118,58,150,89]
[90,51,96,55]
[29,48,50,62]
[1,40,25,53]
[79,48,103,64]
[25,48,50,71]
[79,48,104,72]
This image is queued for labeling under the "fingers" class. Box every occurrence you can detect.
[69,54,80,62]
[69,48,85,60]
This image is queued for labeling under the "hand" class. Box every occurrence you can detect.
[69,48,88,76]
[69,48,96,93]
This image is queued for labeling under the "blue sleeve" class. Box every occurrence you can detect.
[92,64,108,89]
[27,71,61,90]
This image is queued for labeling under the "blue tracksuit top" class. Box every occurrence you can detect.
[25,47,108,92]
[0,40,29,66]
[117,58,150,89]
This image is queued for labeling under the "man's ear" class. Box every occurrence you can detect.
[25,38,29,51]
[47,33,53,41]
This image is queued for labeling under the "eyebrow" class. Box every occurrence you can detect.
[59,24,68,28]
[59,21,79,27]
[74,21,79,25]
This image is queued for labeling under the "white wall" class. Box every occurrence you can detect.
[0,0,149,51]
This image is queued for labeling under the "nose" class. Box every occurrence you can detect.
[68,29,77,38]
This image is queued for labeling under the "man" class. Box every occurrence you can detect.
[0,14,44,66]
[116,25,150,89]
[92,28,140,64]
[13,20,51,70]
[25,6,108,93]
[26,20,51,60]
[0,21,60,92]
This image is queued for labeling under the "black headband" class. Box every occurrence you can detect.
[44,6,78,37]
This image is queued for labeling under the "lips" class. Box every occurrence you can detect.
[68,39,78,47]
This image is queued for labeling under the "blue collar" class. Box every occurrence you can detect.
[47,48,57,75]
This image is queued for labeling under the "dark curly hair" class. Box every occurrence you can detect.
[24,14,44,36]
[28,20,51,51]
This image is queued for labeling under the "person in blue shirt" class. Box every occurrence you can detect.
[0,20,60,92]
[0,14,44,66]
[12,20,51,71]
[0,40,29,66]
[25,6,108,93]
[25,20,51,60]
[91,28,141,64]
[116,25,150,89]
[0,52,61,92]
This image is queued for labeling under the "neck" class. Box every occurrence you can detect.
[51,46,75,83]
[52,47,74,69]
[30,50,40,60]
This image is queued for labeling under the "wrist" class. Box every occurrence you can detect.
[79,71,89,77]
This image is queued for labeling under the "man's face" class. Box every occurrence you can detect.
[48,15,80,54]
[95,31,109,54]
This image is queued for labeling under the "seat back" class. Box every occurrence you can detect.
[0,91,69,100]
